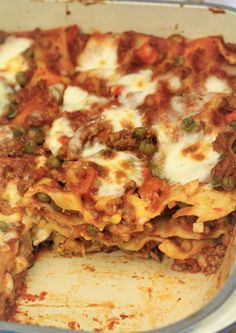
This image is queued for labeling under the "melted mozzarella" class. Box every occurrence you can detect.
[63,86,88,111]
[63,85,107,112]
[32,224,52,246]
[111,69,157,108]
[0,217,20,247]
[205,76,231,93]
[49,83,65,102]
[170,92,213,120]
[2,182,21,208]
[68,128,82,154]
[45,117,74,155]
[81,141,106,158]
[168,76,181,90]
[0,81,13,116]
[87,151,144,197]
[103,106,143,132]
[76,35,118,78]
[170,96,186,115]
[0,36,32,84]
[155,131,219,184]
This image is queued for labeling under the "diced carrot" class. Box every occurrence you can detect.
[58,136,70,145]
[77,167,97,195]
[142,167,152,181]
[139,177,169,211]
[109,84,124,97]
[136,43,158,65]
[139,177,164,197]
[225,111,236,123]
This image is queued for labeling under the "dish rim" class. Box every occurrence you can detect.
[0,1,236,332]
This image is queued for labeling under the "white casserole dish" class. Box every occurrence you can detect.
[0,1,236,332]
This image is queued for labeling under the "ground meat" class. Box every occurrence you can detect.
[122,197,137,226]
[107,130,136,151]
[124,180,137,194]
[75,74,109,97]
[126,40,166,73]
[46,47,62,65]
[107,224,131,242]
[0,158,41,194]
[172,258,201,273]
[213,131,236,154]
[211,155,236,180]
[139,94,159,125]
[0,139,25,158]
[211,131,236,189]
[26,112,46,127]
[95,197,122,216]
[191,47,206,72]
[50,169,67,184]
[16,80,59,127]
[172,242,227,275]
[125,54,147,73]
[173,66,192,80]
[140,84,172,125]
[201,243,226,275]
[80,122,112,147]
[68,32,89,65]
[133,241,162,262]
[148,37,167,63]
[219,94,236,114]
[117,31,135,64]
[31,28,74,76]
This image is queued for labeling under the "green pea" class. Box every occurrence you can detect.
[132,127,147,140]
[0,221,9,232]
[211,175,222,189]
[232,140,236,154]
[13,127,25,138]
[16,71,28,87]
[47,156,62,169]
[150,163,162,177]
[176,92,184,97]
[138,140,156,155]
[222,176,235,191]
[229,120,236,129]
[181,117,197,132]
[6,103,17,119]
[174,55,185,66]
[86,224,98,236]
[25,140,37,154]
[28,127,45,144]
[36,192,51,203]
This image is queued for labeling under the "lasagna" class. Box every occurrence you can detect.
[0,25,236,319]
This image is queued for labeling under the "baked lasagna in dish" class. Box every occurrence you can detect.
[0,25,236,319]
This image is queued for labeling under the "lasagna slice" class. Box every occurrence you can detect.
[0,158,42,319]
[0,26,235,319]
